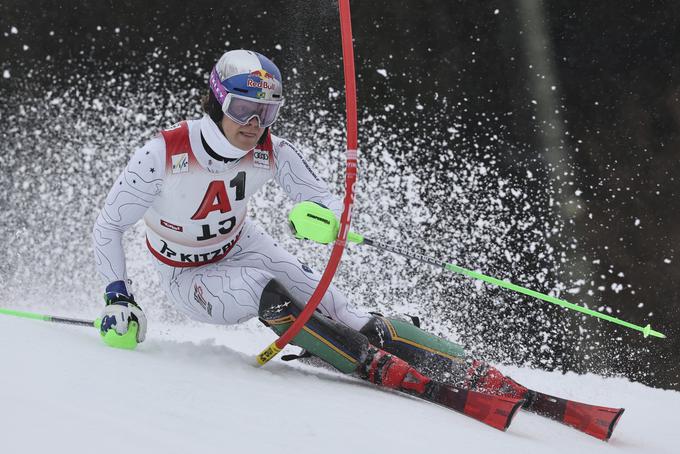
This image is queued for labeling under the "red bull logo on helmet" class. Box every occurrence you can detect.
[246,78,277,90]
[250,69,275,79]
[247,69,277,91]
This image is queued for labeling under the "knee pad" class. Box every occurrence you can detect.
[359,315,468,382]
[258,280,369,374]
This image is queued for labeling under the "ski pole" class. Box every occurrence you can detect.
[0,307,139,349]
[0,307,100,328]
[288,202,667,339]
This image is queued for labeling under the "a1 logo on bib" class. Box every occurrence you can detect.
[172,153,189,174]
[253,150,270,169]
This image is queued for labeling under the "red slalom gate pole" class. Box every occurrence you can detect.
[256,0,359,365]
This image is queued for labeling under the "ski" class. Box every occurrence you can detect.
[523,389,624,441]
[416,381,525,431]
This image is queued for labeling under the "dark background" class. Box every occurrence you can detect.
[1,0,678,389]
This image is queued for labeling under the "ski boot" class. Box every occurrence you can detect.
[359,346,432,394]
[464,359,531,402]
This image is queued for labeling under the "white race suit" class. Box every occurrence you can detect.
[93,116,370,330]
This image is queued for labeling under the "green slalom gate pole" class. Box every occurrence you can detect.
[288,201,667,339]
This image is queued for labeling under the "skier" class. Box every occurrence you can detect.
[93,49,530,402]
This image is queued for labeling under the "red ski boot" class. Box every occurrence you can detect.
[465,360,529,400]
[360,346,431,394]
[359,347,525,431]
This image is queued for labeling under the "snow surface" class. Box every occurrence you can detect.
[1,314,677,454]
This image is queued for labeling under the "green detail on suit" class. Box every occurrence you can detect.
[386,318,466,360]
[268,318,358,374]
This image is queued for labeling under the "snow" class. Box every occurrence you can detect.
[1,49,587,373]
[1,314,677,454]
[1,38,675,451]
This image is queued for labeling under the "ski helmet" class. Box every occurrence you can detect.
[209,50,284,127]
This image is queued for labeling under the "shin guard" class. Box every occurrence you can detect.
[258,280,369,374]
[360,315,468,382]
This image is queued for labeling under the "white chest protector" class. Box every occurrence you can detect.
[144,120,274,267]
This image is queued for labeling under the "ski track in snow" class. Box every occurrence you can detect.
[1,315,677,454]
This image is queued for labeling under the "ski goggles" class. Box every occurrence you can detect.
[222,93,283,128]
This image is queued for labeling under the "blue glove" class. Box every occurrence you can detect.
[100,280,147,345]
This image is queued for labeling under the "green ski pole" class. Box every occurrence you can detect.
[0,307,139,350]
[0,307,99,328]
[288,201,667,339]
